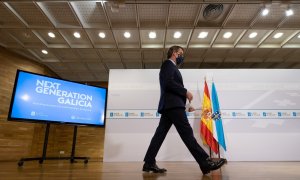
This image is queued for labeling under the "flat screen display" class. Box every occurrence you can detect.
[8,70,107,126]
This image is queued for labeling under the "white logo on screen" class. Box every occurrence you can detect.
[31,111,36,116]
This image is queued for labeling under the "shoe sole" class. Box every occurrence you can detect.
[142,168,166,173]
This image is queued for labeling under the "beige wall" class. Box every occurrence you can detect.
[0,47,106,162]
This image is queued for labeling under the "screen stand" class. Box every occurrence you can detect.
[18,124,89,166]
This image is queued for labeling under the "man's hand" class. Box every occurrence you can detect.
[186,90,193,102]
[188,106,195,112]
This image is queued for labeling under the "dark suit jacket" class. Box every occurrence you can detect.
[158,60,187,113]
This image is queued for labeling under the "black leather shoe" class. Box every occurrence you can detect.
[142,163,167,173]
[201,158,226,175]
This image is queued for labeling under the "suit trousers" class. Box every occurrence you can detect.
[143,108,209,166]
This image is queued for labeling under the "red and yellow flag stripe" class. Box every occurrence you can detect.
[200,80,219,154]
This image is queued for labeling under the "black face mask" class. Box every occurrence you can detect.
[176,55,184,65]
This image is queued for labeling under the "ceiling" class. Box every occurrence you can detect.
[1,0,300,82]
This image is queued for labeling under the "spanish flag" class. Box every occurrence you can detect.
[200,80,219,154]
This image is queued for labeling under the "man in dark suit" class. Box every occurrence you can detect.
[142,45,226,175]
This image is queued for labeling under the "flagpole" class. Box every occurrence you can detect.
[217,143,220,158]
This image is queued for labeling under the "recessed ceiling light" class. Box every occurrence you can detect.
[298,34,300,38]
[149,32,156,39]
[124,32,131,38]
[98,32,106,38]
[285,9,294,16]
[73,32,81,38]
[262,8,269,16]
[273,32,283,39]
[198,32,208,39]
[223,32,232,39]
[41,49,48,54]
[48,32,55,38]
[173,31,182,39]
[249,32,258,39]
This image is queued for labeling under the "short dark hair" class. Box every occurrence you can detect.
[167,45,184,59]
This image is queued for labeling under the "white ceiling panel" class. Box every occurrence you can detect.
[252,4,285,28]
[10,48,38,61]
[140,29,165,48]
[7,2,52,28]
[0,2,25,28]
[165,29,192,48]
[120,50,141,62]
[285,49,300,62]
[213,29,245,47]
[8,29,45,47]
[182,62,201,69]
[51,48,80,62]
[143,49,164,62]
[86,62,106,72]
[139,4,168,28]
[94,72,108,81]
[70,1,108,28]
[283,31,300,48]
[75,49,100,61]
[66,62,89,71]
[189,29,218,48]
[0,29,22,48]
[168,4,200,27]
[37,1,81,28]
[125,62,142,69]
[86,29,116,48]
[44,62,70,72]
[263,49,294,62]
[237,29,272,48]
[225,4,261,27]
[280,4,300,28]
[224,48,252,62]
[260,30,297,48]
[29,48,58,62]
[185,48,206,62]
[56,71,79,81]
[106,62,124,69]
[32,29,69,48]
[59,29,92,48]
[77,72,96,82]
[204,48,229,58]
[113,29,140,48]
[99,49,121,62]
[105,3,137,28]
[144,62,162,69]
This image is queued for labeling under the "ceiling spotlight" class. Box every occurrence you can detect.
[223,32,232,39]
[48,32,55,38]
[298,34,300,38]
[198,32,208,39]
[249,32,258,39]
[41,49,48,54]
[73,32,81,38]
[98,32,106,38]
[285,9,294,16]
[262,8,269,16]
[273,32,283,39]
[173,31,182,39]
[149,32,156,39]
[124,32,131,38]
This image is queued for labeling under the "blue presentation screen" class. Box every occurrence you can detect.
[8,70,107,126]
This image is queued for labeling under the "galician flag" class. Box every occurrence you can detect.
[200,80,219,154]
[211,82,227,151]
